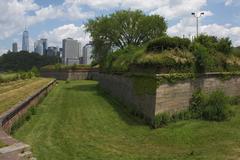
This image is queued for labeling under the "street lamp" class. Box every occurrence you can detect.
[191,12,204,38]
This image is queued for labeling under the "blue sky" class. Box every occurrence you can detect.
[0,0,239,54]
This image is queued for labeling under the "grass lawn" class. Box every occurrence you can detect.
[13,81,240,160]
[0,78,53,114]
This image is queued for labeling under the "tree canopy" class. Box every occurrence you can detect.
[0,51,61,71]
[86,10,167,64]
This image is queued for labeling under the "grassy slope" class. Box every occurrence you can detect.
[14,81,240,160]
[0,78,53,114]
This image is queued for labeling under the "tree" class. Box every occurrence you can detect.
[0,51,61,71]
[194,34,233,55]
[217,37,232,54]
[86,10,167,64]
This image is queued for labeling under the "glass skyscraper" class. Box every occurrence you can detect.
[22,29,29,51]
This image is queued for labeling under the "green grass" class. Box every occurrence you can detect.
[13,81,240,160]
[0,78,53,114]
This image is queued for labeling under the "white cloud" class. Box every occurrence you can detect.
[225,0,233,5]
[0,0,94,40]
[168,18,240,46]
[39,24,91,48]
[64,0,208,19]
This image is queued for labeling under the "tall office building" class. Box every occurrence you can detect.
[83,43,93,65]
[62,38,81,65]
[47,46,58,56]
[34,40,43,55]
[12,42,18,53]
[22,29,29,51]
[41,38,48,54]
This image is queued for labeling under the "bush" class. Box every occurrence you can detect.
[146,36,191,53]
[228,96,240,105]
[153,113,171,128]
[31,66,40,77]
[189,89,207,119]
[202,90,230,121]
[190,90,233,121]
[192,43,209,73]
[194,35,233,55]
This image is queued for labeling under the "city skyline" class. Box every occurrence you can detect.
[0,0,240,54]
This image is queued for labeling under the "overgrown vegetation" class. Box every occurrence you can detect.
[86,10,240,74]
[40,64,94,71]
[153,90,236,128]
[146,36,191,52]
[0,68,39,84]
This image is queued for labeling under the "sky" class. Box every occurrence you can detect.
[0,0,240,55]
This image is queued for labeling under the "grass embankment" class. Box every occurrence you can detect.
[0,78,53,114]
[13,81,240,160]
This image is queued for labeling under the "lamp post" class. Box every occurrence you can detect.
[191,12,204,38]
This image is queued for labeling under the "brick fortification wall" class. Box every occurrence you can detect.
[93,73,240,121]
[155,74,240,115]
[92,73,156,121]
[41,70,98,80]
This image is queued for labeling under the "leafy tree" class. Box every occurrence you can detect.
[217,37,232,54]
[194,34,233,55]
[194,35,218,52]
[0,51,61,71]
[86,10,167,65]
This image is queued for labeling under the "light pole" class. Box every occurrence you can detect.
[191,12,204,38]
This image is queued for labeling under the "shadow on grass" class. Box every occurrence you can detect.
[66,82,148,127]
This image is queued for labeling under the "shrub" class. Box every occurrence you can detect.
[192,43,209,73]
[153,113,171,128]
[202,90,231,121]
[171,110,191,122]
[194,35,233,55]
[190,89,233,121]
[31,66,40,77]
[146,36,191,53]
[189,89,207,119]
[228,96,240,105]
[217,37,232,54]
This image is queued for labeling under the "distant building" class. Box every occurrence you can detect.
[12,42,18,53]
[59,48,63,58]
[41,38,48,54]
[83,43,93,65]
[62,38,81,65]
[34,40,43,55]
[22,29,29,51]
[47,46,58,56]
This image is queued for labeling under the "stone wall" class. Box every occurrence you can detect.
[155,74,240,115]
[93,73,156,121]
[94,73,240,121]
[41,69,98,80]
[0,80,56,133]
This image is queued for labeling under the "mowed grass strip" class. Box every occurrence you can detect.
[13,81,240,160]
[0,78,53,114]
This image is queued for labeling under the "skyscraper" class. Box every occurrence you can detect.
[22,29,29,52]
[41,38,48,54]
[12,42,18,53]
[34,40,43,55]
[62,38,81,65]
